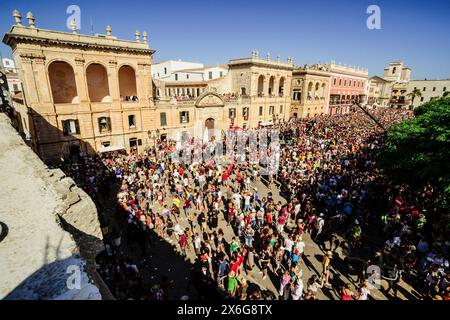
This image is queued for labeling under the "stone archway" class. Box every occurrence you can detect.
[194,91,225,142]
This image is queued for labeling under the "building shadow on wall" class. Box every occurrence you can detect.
[24,114,229,300]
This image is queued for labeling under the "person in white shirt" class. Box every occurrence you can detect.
[194,233,202,255]
[233,193,242,210]
[284,235,294,255]
[357,281,370,300]
[291,272,304,300]
[295,235,306,256]
[314,213,325,241]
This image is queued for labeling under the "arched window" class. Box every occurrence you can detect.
[307,82,313,100]
[279,77,285,96]
[86,63,111,103]
[257,75,265,96]
[48,61,78,103]
[119,65,137,101]
[268,76,275,95]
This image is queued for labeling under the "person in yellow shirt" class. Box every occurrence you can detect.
[173,196,181,216]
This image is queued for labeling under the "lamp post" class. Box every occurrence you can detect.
[147,129,160,150]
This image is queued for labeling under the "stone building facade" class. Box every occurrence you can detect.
[290,65,331,118]
[406,79,450,108]
[367,75,393,107]
[3,12,295,160]
[151,51,294,141]
[3,12,156,162]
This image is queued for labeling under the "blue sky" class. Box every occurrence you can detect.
[1,0,449,79]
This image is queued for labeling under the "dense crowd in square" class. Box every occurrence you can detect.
[59,108,449,300]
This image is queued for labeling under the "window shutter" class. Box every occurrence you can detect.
[62,120,68,136]
[75,120,80,134]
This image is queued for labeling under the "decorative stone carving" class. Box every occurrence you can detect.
[26,12,35,28]
[13,10,22,26]
[34,55,46,64]
[70,19,77,34]
[195,92,225,108]
[75,57,85,66]
[142,31,148,44]
[135,30,140,42]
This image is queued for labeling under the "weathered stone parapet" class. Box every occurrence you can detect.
[0,113,112,300]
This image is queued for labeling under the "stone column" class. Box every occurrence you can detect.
[73,57,89,103]
[107,59,120,103]
[17,54,39,108]
[263,76,269,96]
[32,55,53,105]
[137,60,152,102]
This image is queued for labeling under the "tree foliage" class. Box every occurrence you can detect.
[377,97,450,207]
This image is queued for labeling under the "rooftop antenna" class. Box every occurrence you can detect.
[90,16,94,35]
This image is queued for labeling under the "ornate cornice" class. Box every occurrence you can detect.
[3,32,156,56]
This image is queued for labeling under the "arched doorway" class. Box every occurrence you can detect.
[205,118,215,141]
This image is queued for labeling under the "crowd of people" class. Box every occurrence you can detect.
[58,108,449,300]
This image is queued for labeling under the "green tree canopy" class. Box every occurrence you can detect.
[378,97,450,206]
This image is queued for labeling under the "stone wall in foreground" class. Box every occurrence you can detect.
[0,113,112,300]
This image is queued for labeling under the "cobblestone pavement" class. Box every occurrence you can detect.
[102,173,422,300]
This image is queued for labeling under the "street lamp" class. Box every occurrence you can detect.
[147,129,160,149]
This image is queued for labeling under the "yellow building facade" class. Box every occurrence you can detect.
[3,13,156,161]
[290,65,331,118]
[3,12,295,161]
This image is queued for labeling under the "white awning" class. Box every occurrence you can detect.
[99,145,125,153]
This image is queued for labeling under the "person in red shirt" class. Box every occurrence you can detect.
[277,213,286,233]
[266,211,273,225]
[230,252,245,275]
[179,232,188,257]
[228,203,235,226]
[136,210,142,221]
[222,172,228,184]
